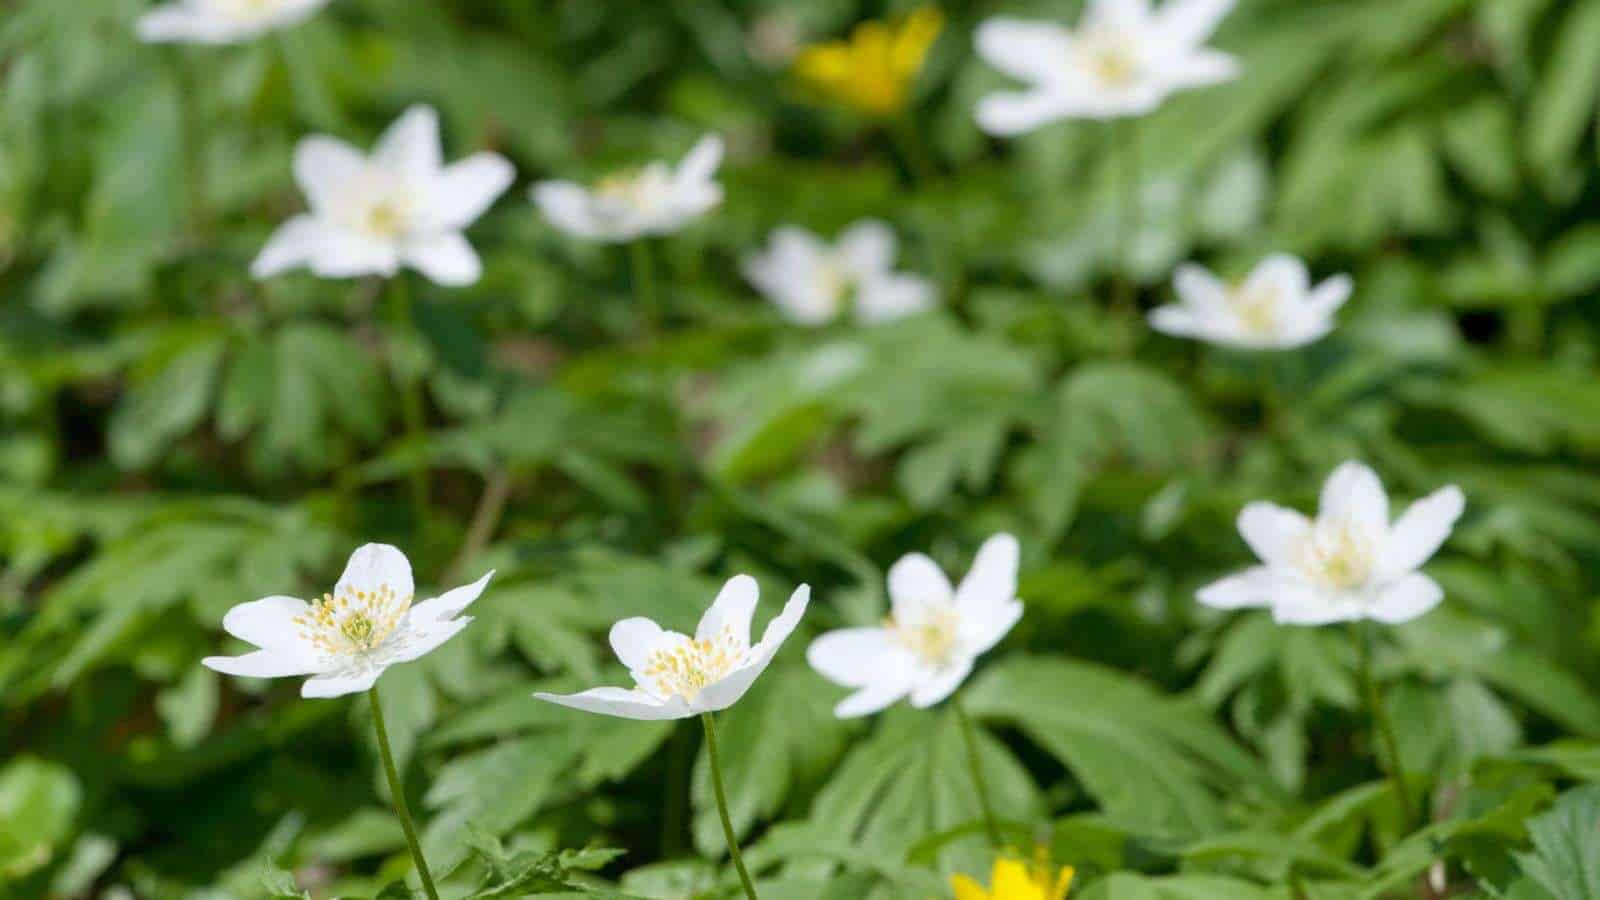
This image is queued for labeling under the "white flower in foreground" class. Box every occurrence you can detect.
[137,0,331,44]
[534,575,809,719]
[203,544,493,698]
[1149,254,1352,350]
[252,105,514,286]
[974,0,1238,135]
[532,135,724,243]
[808,534,1022,718]
[743,220,936,327]
[1199,463,1465,626]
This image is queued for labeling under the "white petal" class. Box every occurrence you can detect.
[293,136,367,216]
[1244,254,1310,305]
[203,650,321,679]
[1148,305,1203,339]
[609,617,671,672]
[1367,574,1444,624]
[409,570,495,626]
[301,667,385,699]
[855,275,935,324]
[694,584,809,713]
[835,220,897,277]
[251,215,323,279]
[374,105,443,179]
[335,544,415,604]
[136,6,247,43]
[422,153,515,231]
[675,134,724,188]
[533,686,691,720]
[403,232,482,286]
[385,617,472,664]
[1152,0,1234,49]
[1375,486,1464,580]
[975,88,1077,136]
[698,575,759,647]
[1161,49,1240,90]
[219,595,310,650]
[887,552,955,621]
[974,18,1073,84]
[1319,462,1389,534]
[1087,0,1153,29]
[1270,584,1364,626]
[834,678,915,718]
[961,599,1022,657]
[955,534,1020,613]
[533,181,608,240]
[908,656,974,708]
[807,627,904,688]
[1195,566,1275,609]
[1304,274,1353,319]
[1237,502,1312,566]
[1172,263,1230,316]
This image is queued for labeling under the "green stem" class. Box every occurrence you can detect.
[630,239,660,336]
[1111,118,1140,342]
[386,277,431,522]
[1353,621,1415,830]
[169,49,208,241]
[701,713,760,900]
[952,696,1003,850]
[369,684,441,900]
[889,114,937,185]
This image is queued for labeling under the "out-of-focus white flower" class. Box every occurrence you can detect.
[1199,462,1465,626]
[137,0,332,45]
[1149,254,1352,350]
[534,575,809,719]
[531,135,724,243]
[252,105,514,286]
[743,220,936,327]
[974,0,1238,135]
[202,544,493,698]
[807,534,1022,717]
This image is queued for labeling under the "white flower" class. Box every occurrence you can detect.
[252,105,514,286]
[202,544,493,698]
[807,534,1022,718]
[137,0,332,44]
[1199,463,1465,626]
[974,0,1238,135]
[743,220,936,327]
[531,135,724,243]
[533,575,809,720]
[1149,254,1352,350]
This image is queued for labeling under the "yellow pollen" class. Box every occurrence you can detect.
[642,625,745,701]
[292,583,412,659]
[1231,283,1281,335]
[364,200,406,238]
[1294,520,1375,591]
[887,605,961,667]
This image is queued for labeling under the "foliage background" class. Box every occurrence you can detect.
[5,0,1600,897]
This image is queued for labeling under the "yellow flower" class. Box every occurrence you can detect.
[951,854,1075,900]
[794,7,944,117]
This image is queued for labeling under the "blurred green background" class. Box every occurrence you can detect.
[5,0,1600,898]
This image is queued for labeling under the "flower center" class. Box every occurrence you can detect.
[814,257,857,312]
[1294,520,1375,591]
[1082,28,1141,89]
[363,199,408,238]
[294,585,412,660]
[210,0,280,21]
[594,167,671,218]
[642,626,746,701]
[887,606,961,667]
[337,170,415,240]
[1231,283,1281,336]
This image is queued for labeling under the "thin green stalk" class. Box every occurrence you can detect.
[1353,621,1415,830]
[1111,118,1141,340]
[952,696,1003,850]
[701,713,760,900]
[168,48,209,241]
[889,114,937,185]
[369,683,441,900]
[630,239,660,335]
[386,277,431,522]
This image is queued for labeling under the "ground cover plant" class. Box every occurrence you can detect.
[5,0,1600,898]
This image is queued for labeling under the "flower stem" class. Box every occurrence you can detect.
[1353,621,1415,830]
[369,683,441,900]
[701,713,760,900]
[1111,118,1140,344]
[168,49,209,242]
[385,277,431,523]
[952,696,1003,850]
[629,239,660,336]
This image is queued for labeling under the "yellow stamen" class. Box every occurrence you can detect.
[794,7,944,117]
